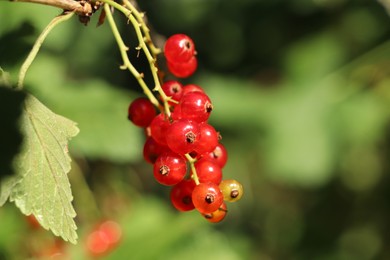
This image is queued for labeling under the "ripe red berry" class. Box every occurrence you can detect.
[180,91,213,123]
[194,159,222,184]
[143,137,168,164]
[153,151,187,185]
[161,80,183,104]
[150,113,170,145]
[194,123,219,155]
[167,56,198,78]
[204,143,228,168]
[202,202,227,223]
[164,34,196,63]
[127,97,156,127]
[86,231,110,257]
[170,179,196,211]
[86,220,122,257]
[98,220,122,247]
[166,119,201,155]
[182,84,204,95]
[170,103,182,121]
[192,182,224,214]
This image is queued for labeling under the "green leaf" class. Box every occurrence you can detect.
[9,94,79,244]
[22,54,143,163]
[0,176,21,206]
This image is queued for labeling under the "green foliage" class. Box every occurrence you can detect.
[24,54,143,162]
[1,0,390,259]
[3,94,79,243]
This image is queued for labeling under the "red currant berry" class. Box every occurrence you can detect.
[161,80,183,104]
[192,182,224,214]
[219,179,243,202]
[204,143,228,168]
[153,151,187,186]
[182,84,204,96]
[194,123,219,155]
[180,91,213,123]
[194,159,222,184]
[150,113,170,145]
[99,220,122,246]
[166,119,201,155]
[170,179,196,211]
[143,137,169,164]
[167,56,198,78]
[170,103,182,121]
[164,34,195,63]
[127,97,156,127]
[202,202,227,223]
[86,230,110,257]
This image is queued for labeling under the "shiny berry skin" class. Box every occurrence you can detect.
[170,179,196,211]
[194,159,222,184]
[204,143,228,168]
[182,84,204,95]
[150,113,170,145]
[127,97,156,127]
[170,103,182,121]
[194,123,219,155]
[161,80,183,104]
[180,92,213,123]
[143,137,168,164]
[219,179,243,202]
[164,34,195,63]
[202,202,227,223]
[192,182,224,214]
[167,56,197,78]
[166,119,201,155]
[153,151,187,186]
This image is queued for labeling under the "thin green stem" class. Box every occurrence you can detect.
[101,0,172,117]
[17,11,74,90]
[103,3,160,108]
[122,0,161,57]
[185,154,200,185]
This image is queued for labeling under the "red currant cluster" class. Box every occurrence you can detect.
[127,34,243,223]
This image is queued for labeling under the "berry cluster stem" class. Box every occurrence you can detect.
[122,0,160,57]
[185,154,200,185]
[101,0,172,117]
[103,4,159,106]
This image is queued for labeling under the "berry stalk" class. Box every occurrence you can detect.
[122,0,161,57]
[103,4,159,106]
[102,0,172,117]
[185,154,200,185]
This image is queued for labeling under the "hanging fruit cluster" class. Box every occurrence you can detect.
[128,34,243,223]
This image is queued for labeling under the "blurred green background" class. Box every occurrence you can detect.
[1,0,390,259]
